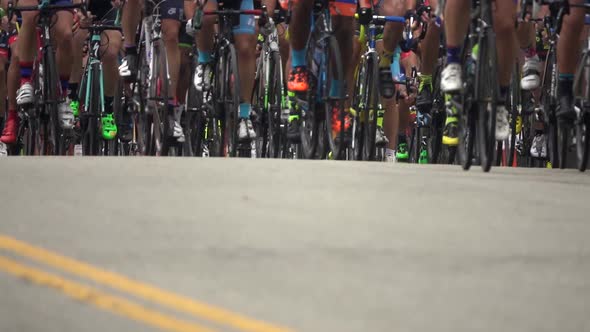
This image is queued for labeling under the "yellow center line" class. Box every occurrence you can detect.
[0,255,216,332]
[0,234,294,332]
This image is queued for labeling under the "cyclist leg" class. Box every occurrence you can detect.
[395,50,418,162]
[330,0,356,134]
[193,0,217,92]
[0,31,15,144]
[556,0,585,122]
[416,0,442,112]
[99,7,124,140]
[177,28,193,104]
[0,32,8,128]
[233,0,258,141]
[493,0,518,141]
[120,0,142,79]
[440,0,470,93]
[70,22,87,118]
[15,0,38,107]
[517,0,541,91]
[287,0,313,93]
[51,2,76,129]
[377,0,405,99]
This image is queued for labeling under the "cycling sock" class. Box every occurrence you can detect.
[398,134,407,144]
[291,48,306,68]
[239,103,250,119]
[7,109,17,120]
[419,74,432,92]
[19,61,33,85]
[125,45,137,56]
[104,96,114,113]
[198,51,213,64]
[558,74,574,97]
[446,46,461,64]
[68,83,79,100]
[386,148,395,158]
[379,48,394,68]
[391,48,401,80]
[329,79,342,98]
[499,85,509,102]
[60,76,69,96]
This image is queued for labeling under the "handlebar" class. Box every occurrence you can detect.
[80,25,122,33]
[7,0,88,18]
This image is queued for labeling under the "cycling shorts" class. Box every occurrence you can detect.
[161,0,185,21]
[50,0,73,4]
[210,0,257,35]
[160,0,193,47]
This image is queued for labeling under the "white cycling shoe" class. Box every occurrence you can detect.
[17,82,34,105]
[58,101,75,130]
[495,105,510,141]
[521,55,541,91]
[238,119,256,141]
[441,63,463,93]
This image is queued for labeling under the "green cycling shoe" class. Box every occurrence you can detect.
[419,149,428,164]
[101,113,118,140]
[396,143,409,162]
[70,100,80,117]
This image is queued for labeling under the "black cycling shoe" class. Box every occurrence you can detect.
[556,95,577,123]
[416,84,433,112]
[118,111,133,142]
[119,54,138,82]
[287,119,301,143]
[379,67,395,99]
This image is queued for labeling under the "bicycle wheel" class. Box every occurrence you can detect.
[151,39,170,156]
[575,51,590,171]
[542,49,559,168]
[299,41,321,159]
[457,97,477,170]
[475,11,498,172]
[81,63,102,156]
[323,35,346,160]
[362,52,380,161]
[266,51,284,158]
[219,44,240,157]
[506,63,521,167]
[44,49,63,156]
[557,120,571,169]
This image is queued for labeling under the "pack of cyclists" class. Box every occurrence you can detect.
[0,0,587,172]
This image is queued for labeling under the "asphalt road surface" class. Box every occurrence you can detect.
[0,158,589,332]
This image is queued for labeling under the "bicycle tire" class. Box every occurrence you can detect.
[219,43,240,157]
[506,63,520,167]
[542,49,559,168]
[362,52,379,161]
[152,39,170,156]
[557,120,570,169]
[266,51,284,159]
[475,9,498,173]
[350,49,367,161]
[575,51,590,171]
[299,46,321,159]
[323,35,345,160]
[44,47,62,156]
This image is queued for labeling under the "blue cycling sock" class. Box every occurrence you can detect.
[198,51,213,64]
[291,48,307,68]
[239,103,251,119]
[446,46,461,64]
[329,79,342,98]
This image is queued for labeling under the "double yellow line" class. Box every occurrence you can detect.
[0,234,294,332]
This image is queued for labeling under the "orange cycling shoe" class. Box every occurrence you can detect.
[331,106,352,133]
[287,66,310,92]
